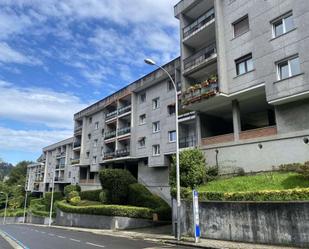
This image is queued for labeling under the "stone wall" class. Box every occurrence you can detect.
[175,200,309,248]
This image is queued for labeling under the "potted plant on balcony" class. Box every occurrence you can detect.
[209,75,218,84]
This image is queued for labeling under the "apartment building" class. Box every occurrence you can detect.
[26,137,79,194]
[175,0,309,173]
[72,58,185,201]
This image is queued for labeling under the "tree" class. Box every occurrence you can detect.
[6,160,32,186]
[170,148,207,189]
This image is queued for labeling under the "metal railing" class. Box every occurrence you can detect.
[118,105,131,115]
[71,158,80,165]
[183,43,216,71]
[179,135,197,148]
[117,127,131,136]
[54,176,64,182]
[115,149,130,157]
[103,151,116,160]
[73,142,81,148]
[106,110,117,120]
[74,125,82,133]
[183,8,215,39]
[104,130,116,140]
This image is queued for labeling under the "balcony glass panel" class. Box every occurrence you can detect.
[106,110,117,120]
[118,105,131,115]
[104,130,116,139]
[117,127,131,136]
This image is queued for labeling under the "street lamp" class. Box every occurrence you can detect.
[0,192,8,225]
[23,190,28,223]
[144,58,181,241]
[48,167,55,227]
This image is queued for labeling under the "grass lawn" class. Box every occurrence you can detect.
[198,172,309,193]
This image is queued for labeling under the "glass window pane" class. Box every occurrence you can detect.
[237,61,246,75]
[246,58,253,71]
[279,62,289,79]
[274,21,283,37]
[290,57,301,76]
[284,15,294,32]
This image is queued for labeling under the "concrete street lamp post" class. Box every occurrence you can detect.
[144,58,181,241]
[48,167,55,227]
[0,192,8,225]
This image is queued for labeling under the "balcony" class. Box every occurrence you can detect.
[73,142,81,148]
[115,149,130,158]
[106,110,117,120]
[118,105,131,116]
[104,130,116,140]
[60,163,65,169]
[56,151,65,158]
[182,76,219,106]
[179,136,197,148]
[103,151,115,160]
[74,125,82,134]
[55,164,60,169]
[71,158,80,165]
[183,44,216,74]
[183,8,215,39]
[54,176,64,182]
[117,127,131,136]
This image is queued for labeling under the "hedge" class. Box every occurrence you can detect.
[0,209,24,217]
[80,190,102,201]
[44,192,63,211]
[57,200,153,219]
[64,184,81,197]
[31,209,55,218]
[171,187,309,202]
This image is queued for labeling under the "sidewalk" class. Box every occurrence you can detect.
[21,223,300,249]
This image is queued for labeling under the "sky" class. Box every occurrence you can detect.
[0,0,180,165]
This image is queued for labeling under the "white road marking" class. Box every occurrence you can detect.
[86,242,105,248]
[35,230,39,232]
[70,238,80,242]
[57,235,66,239]
[48,233,55,236]
[41,231,46,234]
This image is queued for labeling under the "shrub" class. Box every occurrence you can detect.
[29,198,46,211]
[44,192,63,211]
[64,184,81,197]
[279,161,309,178]
[170,148,206,189]
[69,196,81,206]
[67,191,79,201]
[204,166,219,182]
[99,169,136,204]
[99,190,109,204]
[57,200,153,219]
[170,187,191,199]
[80,190,102,201]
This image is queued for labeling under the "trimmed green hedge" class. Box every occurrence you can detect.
[171,187,309,201]
[31,209,55,218]
[64,184,81,197]
[57,200,153,219]
[80,190,102,201]
[44,192,63,211]
[0,209,24,217]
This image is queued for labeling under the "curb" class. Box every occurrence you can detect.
[0,230,29,249]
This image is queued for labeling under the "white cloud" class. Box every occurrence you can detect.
[0,83,87,129]
[0,127,72,152]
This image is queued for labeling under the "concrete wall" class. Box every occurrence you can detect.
[202,130,309,173]
[56,209,155,230]
[176,200,309,248]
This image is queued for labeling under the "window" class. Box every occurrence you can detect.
[138,137,146,148]
[140,93,146,103]
[68,171,71,178]
[89,117,92,124]
[167,104,176,115]
[277,56,301,80]
[233,15,249,37]
[152,144,160,156]
[101,128,104,136]
[152,97,160,109]
[152,121,160,133]
[92,156,97,164]
[101,147,104,156]
[88,133,91,140]
[139,114,146,125]
[235,54,253,76]
[86,151,90,158]
[93,139,98,147]
[272,12,294,38]
[168,131,176,142]
[95,122,99,130]
[167,80,174,91]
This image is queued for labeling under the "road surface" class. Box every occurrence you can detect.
[0,224,192,249]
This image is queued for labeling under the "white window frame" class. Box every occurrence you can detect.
[138,137,146,148]
[139,114,146,125]
[276,55,301,80]
[152,97,160,110]
[152,144,160,156]
[92,156,97,164]
[152,121,160,133]
[272,12,294,38]
[93,139,98,147]
[168,130,176,143]
[95,122,99,130]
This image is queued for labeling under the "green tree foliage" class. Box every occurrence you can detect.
[99,169,136,204]
[0,159,13,181]
[170,148,207,189]
[7,160,32,186]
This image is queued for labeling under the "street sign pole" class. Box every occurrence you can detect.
[192,189,200,243]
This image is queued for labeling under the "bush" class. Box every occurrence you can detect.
[31,209,55,218]
[170,187,192,199]
[67,191,79,201]
[80,190,102,202]
[204,166,219,182]
[128,183,171,221]
[64,185,81,197]
[69,196,81,206]
[44,192,63,211]
[99,169,136,204]
[279,161,309,178]
[99,190,109,204]
[170,148,206,189]
[57,200,153,219]
[29,198,46,211]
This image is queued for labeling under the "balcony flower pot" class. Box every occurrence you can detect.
[209,75,218,84]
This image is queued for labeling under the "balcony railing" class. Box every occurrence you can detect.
[71,158,80,165]
[179,136,197,148]
[183,8,215,39]
[103,151,115,160]
[56,151,65,158]
[183,43,216,71]
[106,110,118,120]
[118,105,131,115]
[117,127,131,136]
[54,176,64,182]
[116,149,130,158]
[55,164,60,169]
[73,142,81,148]
[182,76,219,106]
[74,125,82,133]
[104,130,116,140]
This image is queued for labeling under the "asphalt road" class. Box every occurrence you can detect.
[0,224,192,249]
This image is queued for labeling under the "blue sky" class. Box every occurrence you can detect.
[0,0,180,165]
